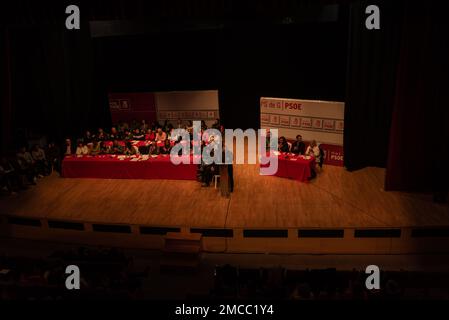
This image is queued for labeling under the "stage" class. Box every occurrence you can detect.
[1,164,448,254]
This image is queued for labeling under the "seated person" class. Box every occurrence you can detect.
[145,129,155,141]
[45,142,61,173]
[15,147,36,185]
[110,140,124,154]
[99,141,108,154]
[90,140,101,155]
[64,138,73,155]
[305,140,320,159]
[132,128,145,140]
[96,128,108,141]
[291,135,306,155]
[0,157,19,194]
[166,124,174,140]
[278,136,290,153]
[123,130,133,140]
[109,127,121,140]
[17,146,35,168]
[160,139,172,154]
[305,140,320,179]
[124,141,139,156]
[140,120,148,131]
[154,127,167,143]
[75,142,89,155]
[31,145,50,176]
[83,130,93,144]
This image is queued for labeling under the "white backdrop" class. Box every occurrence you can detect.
[260,97,344,145]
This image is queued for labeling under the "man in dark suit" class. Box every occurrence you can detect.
[291,134,306,155]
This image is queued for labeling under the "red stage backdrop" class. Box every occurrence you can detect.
[108,92,157,124]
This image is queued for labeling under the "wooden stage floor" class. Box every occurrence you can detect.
[1,165,448,229]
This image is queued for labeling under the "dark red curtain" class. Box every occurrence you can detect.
[343,0,403,170]
[385,1,449,192]
[1,29,12,153]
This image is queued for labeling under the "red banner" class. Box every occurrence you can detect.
[319,143,344,167]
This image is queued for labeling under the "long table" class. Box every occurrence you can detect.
[261,153,316,182]
[62,154,198,180]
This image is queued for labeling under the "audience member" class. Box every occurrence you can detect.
[15,147,36,185]
[45,142,61,173]
[0,157,18,195]
[64,139,72,155]
[31,145,50,176]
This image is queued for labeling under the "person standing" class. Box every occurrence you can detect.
[219,144,234,197]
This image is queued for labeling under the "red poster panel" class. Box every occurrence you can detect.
[320,143,344,167]
[108,92,157,124]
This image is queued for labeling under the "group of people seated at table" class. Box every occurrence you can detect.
[277,135,322,161]
[65,119,222,157]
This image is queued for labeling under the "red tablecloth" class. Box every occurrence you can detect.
[261,153,315,182]
[62,155,199,180]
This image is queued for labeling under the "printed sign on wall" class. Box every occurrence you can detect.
[260,97,345,166]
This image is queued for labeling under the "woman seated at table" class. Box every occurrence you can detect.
[75,141,89,156]
[124,141,139,156]
[278,136,290,153]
